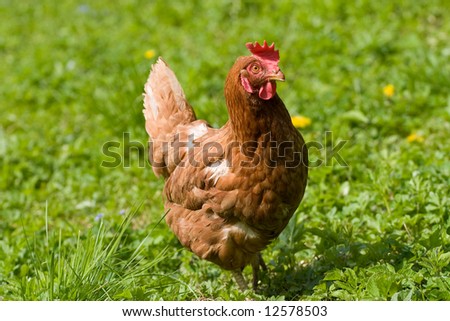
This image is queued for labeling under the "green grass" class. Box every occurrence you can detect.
[1,0,449,300]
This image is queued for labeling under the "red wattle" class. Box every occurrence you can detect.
[259,81,276,100]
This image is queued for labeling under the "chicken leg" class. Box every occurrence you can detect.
[251,253,267,290]
[231,253,267,291]
[231,269,248,291]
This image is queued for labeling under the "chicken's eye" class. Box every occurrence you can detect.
[250,64,261,74]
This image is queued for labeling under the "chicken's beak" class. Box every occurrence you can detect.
[266,70,285,82]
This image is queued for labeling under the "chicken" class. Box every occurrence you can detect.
[143,41,308,290]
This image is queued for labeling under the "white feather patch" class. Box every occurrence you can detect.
[144,83,159,118]
[222,221,259,241]
[188,122,208,139]
[208,159,229,185]
[187,123,209,149]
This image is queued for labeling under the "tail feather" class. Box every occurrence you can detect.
[143,57,198,177]
[143,57,196,140]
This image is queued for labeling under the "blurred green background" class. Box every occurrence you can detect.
[0,0,449,300]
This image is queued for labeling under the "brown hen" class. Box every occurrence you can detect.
[143,41,308,290]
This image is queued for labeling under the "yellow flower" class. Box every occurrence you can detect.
[144,49,156,60]
[383,84,395,98]
[407,132,424,143]
[291,115,312,128]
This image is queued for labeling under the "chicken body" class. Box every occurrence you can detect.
[143,42,308,290]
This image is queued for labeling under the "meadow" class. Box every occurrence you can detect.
[0,0,449,300]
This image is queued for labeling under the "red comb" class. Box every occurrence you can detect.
[246,40,280,70]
